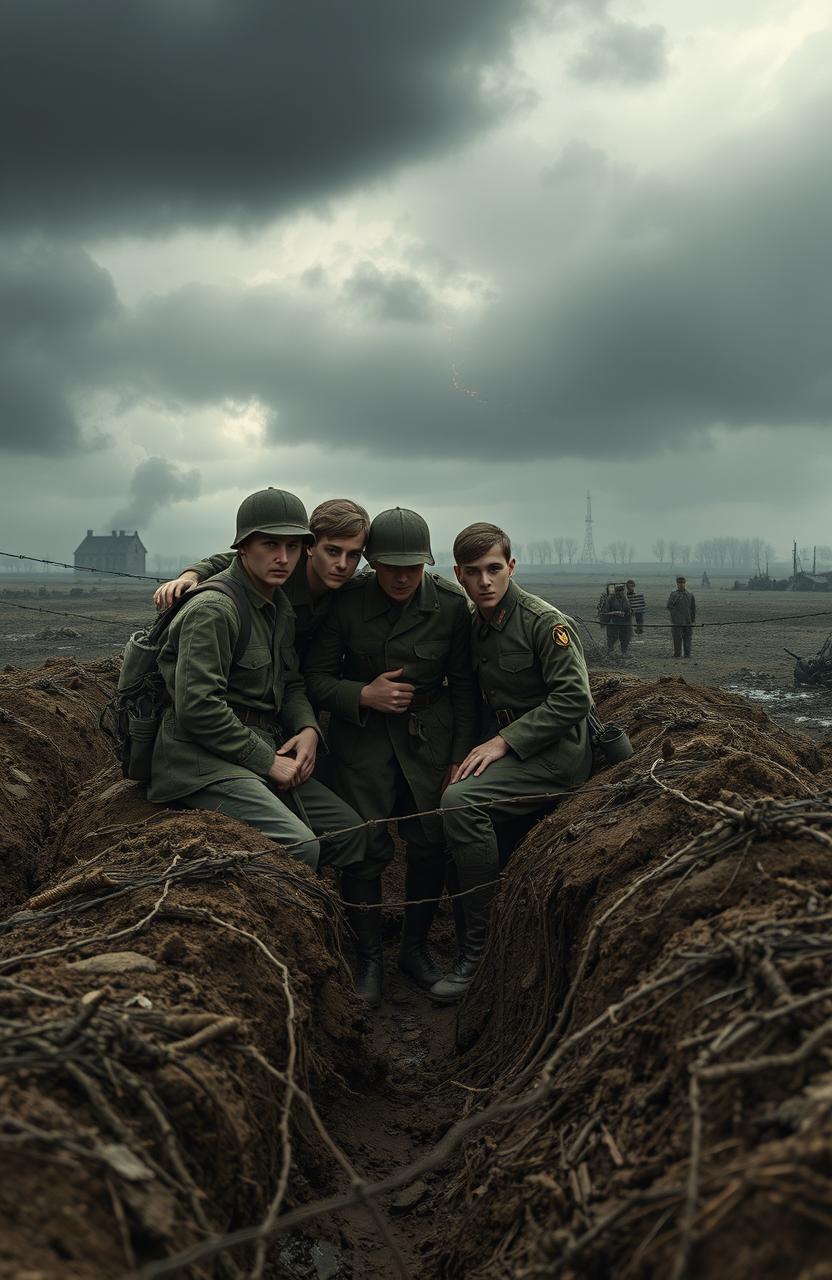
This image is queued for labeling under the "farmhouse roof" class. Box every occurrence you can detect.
[74,529,147,554]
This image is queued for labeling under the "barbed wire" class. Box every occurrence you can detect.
[1,601,128,628]
[579,609,832,630]
[0,549,164,583]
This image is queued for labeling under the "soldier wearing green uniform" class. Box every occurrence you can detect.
[666,575,696,657]
[152,498,370,663]
[148,488,366,877]
[431,522,593,1004]
[304,508,480,1006]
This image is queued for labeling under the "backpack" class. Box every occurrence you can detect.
[106,581,252,784]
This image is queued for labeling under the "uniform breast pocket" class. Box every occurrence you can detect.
[497,649,536,694]
[231,646,271,700]
[411,641,445,679]
[497,650,535,673]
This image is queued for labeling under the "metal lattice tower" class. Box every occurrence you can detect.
[580,490,597,563]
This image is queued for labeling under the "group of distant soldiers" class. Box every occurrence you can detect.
[597,576,697,658]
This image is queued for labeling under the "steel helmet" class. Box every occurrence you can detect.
[231,488,312,548]
[365,507,435,566]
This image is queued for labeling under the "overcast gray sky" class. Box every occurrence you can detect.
[1,0,830,566]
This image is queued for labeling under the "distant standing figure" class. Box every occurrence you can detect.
[599,583,632,655]
[626,579,646,636]
[666,575,696,657]
[701,571,711,589]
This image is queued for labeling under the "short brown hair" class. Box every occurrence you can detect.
[453,522,512,565]
[309,498,370,543]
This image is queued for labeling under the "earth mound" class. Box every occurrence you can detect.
[0,658,118,911]
[0,663,375,1279]
[437,673,832,1279]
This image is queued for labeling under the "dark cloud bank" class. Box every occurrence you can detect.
[0,0,536,236]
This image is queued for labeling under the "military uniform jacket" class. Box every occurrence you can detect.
[474,579,592,778]
[666,589,696,624]
[148,557,319,803]
[186,551,333,663]
[598,593,632,624]
[304,570,480,812]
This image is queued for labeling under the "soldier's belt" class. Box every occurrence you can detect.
[228,703,278,730]
[494,708,516,728]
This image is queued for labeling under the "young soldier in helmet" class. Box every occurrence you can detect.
[148,488,366,878]
[153,498,370,664]
[431,522,593,1004]
[304,508,480,1007]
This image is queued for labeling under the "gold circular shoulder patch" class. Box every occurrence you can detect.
[552,624,570,647]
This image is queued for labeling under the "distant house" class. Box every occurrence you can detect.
[74,529,147,577]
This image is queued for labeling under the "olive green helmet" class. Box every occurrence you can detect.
[231,488,312,548]
[366,507,435,566]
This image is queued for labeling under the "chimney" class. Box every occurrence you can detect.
[111,530,117,537]
[119,529,126,537]
[86,529,93,537]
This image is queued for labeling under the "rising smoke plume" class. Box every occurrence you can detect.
[112,456,201,531]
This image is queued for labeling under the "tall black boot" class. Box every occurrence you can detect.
[397,862,443,990]
[341,875,383,1008]
[429,873,495,1006]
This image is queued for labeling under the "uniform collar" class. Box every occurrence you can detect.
[481,578,520,631]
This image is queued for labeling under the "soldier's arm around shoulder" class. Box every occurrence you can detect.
[184,550,236,580]
[499,608,592,761]
[167,593,274,775]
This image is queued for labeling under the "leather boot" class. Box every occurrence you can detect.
[429,874,494,1005]
[397,863,443,990]
[341,876,383,1008]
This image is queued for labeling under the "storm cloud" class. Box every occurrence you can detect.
[0,242,118,452]
[0,0,538,236]
[569,20,670,86]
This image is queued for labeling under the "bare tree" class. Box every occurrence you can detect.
[553,537,565,566]
[604,543,619,565]
[652,538,666,564]
[627,544,636,564]
[564,537,578,566]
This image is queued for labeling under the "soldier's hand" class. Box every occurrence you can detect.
[153,572,200,612]
[454,735,510,781]
[359,668,415,714]
[278,728,318,784]
[268,753,301,791]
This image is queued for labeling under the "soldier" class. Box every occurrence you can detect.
[598,583,632,655]
[431,522,593,1004]
[666,575,696,657]
[304,508,480,1007]
[147,488,366,879]
[625,578,646,637]
[152,498,370,664]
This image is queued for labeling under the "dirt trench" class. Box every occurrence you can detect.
[4,661,832,1279]
[0,660,461,1279]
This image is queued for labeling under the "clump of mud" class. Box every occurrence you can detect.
[437,674,832,1279]
[0,658,118,909]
